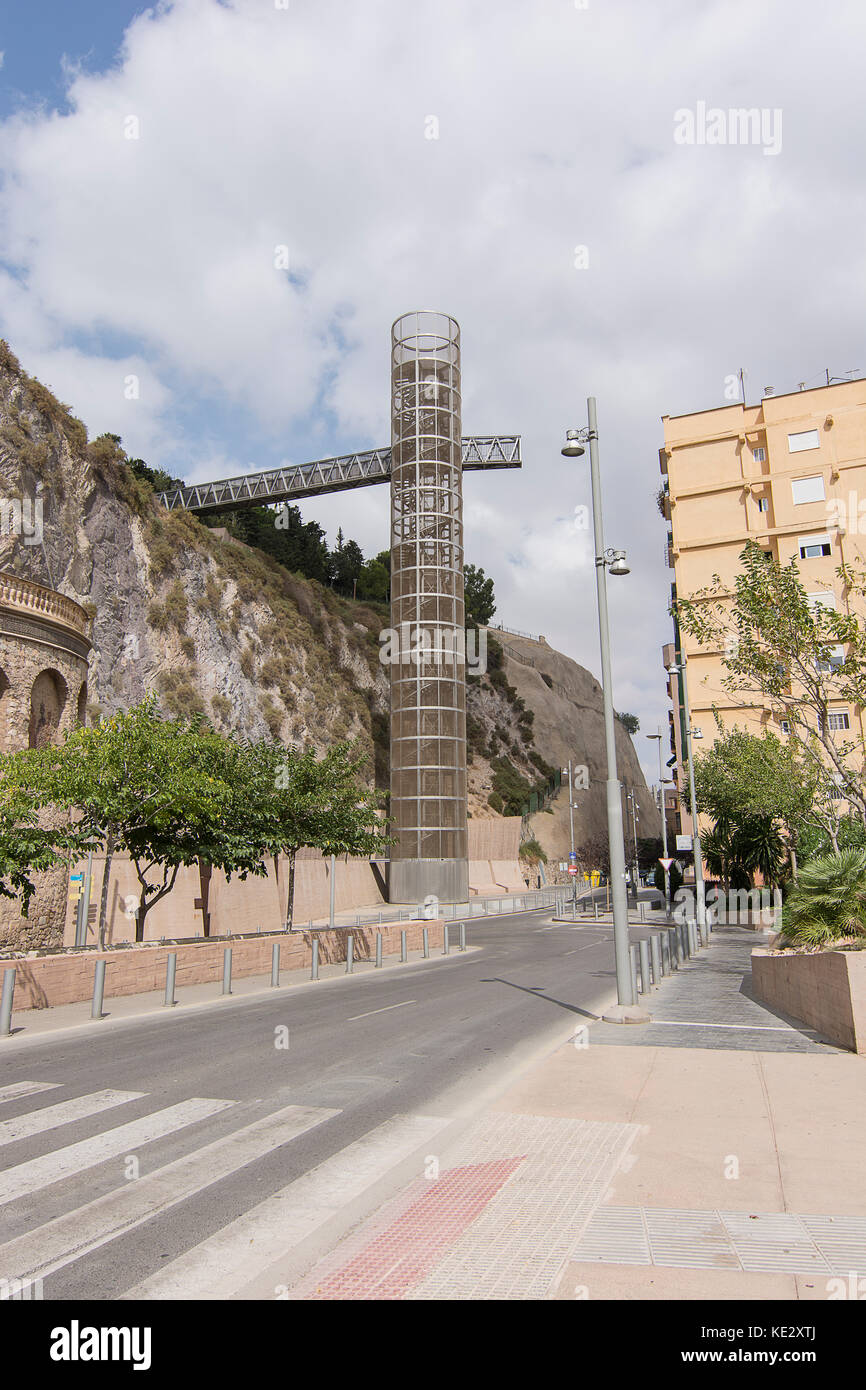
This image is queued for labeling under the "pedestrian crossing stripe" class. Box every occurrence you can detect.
[0,1102,338,1288]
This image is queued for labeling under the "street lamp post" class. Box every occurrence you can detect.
[666,656,706,932]
[563,401,649,1023]
[647,727,672,914]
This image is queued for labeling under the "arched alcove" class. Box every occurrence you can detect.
[29,668,68,748]
[0,666,10,752]
[76,680,88,727]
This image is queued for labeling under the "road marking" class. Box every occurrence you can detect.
[651,1020,819,1034]
[0,1104,339,1286]
[0,1098,234,1207]
[0,1082,61,1106]
[120,1112,452,1300]
[0,1091,144,1147]
[348,1000,416,1022]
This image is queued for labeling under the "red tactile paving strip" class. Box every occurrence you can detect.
[305,1156,526,1300]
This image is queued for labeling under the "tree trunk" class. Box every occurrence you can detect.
[97,831,115,951]
[286,848,297,930]
[135,887,147,944]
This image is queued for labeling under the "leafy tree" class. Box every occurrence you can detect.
[35,701,269,944]
[0,751,91,916]
[781,848,866,948]
[616,712,640,735]
[692,727,824,878]
[254,741,391,928]
[676,540,866,823]
[464,564,496,627]
[329,536,365,597]
[356,555,390,603]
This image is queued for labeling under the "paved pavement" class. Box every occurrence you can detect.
[2,916,862,1303]
[0,909,634,1299]
[287,925,865,1301]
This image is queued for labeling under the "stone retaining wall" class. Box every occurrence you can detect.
[751,946,866,1053]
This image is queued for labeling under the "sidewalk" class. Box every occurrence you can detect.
[290,925,866,1300]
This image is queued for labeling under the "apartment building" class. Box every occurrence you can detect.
[659,375,866,835]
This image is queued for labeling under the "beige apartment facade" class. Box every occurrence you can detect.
[660,376,866,837]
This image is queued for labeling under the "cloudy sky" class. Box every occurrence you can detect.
[2,0,865,786]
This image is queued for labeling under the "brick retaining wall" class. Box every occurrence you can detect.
[3,919,445,1013]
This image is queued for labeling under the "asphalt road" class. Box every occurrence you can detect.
[0,908,654,1299]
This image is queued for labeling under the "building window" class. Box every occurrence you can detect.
[816,646,844,674]
[807,592,836,612]
[799,534,832,558]
[780,719,790,734]
[753,446,766,463]
[757,496,769,513]
[828,711,850,731]
[788,429,821,453]
[792,475,825,505]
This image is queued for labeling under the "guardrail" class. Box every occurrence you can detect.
[306,889,561,930]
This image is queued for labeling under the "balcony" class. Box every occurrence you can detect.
[0,571,91,641]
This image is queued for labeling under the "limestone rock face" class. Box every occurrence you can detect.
[0,344,389,761]
[495,633,661,863]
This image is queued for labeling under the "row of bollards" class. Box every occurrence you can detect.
[0,920,467,1035]
[626,912,712,997]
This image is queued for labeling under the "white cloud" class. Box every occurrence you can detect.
[2,0,866,785]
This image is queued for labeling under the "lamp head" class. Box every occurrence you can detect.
[609,549,630,576]
[561,430,585,458]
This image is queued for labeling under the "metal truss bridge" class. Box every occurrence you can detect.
[158,435,521,514]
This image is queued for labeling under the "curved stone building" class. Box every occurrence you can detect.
[0,571,91,947]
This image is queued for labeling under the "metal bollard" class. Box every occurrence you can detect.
[459,922,466,951]
[375,933,382,968]
[629,944,640,1001]
[639,938,651,994]
[164,952,177,1006]
[640,901,646,923]
[222,947,232,995]
[688,920,698,955]
[400,929,407,962]
[1,967,16,1035]
[422,927,430,958]
[346,934,354,973]
[90,960,105,1020]
[443,924,450,955]
[311,937,319,980]
[650,934,662,987]
[271,942,281,987]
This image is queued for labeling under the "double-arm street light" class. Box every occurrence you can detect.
[666,654,706,932]
[562,400,649,1024]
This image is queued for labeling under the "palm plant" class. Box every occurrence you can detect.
[733,815,786,891]
[780,847,866,948]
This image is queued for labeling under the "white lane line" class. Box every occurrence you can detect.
[0,1098,234,1207]
[0,1082,61,1106]
[120,1112,452,1300]
[0,1091,144,1147]
[347,1000,416,1022]
[0,1104,339,1287]
[652,1020,819,1033]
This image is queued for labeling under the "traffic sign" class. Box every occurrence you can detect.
[568,865,578,875]
[658,857,674,870]
[676,834,693,852]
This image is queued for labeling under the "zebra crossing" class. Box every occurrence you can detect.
[0,1078,449,1299]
